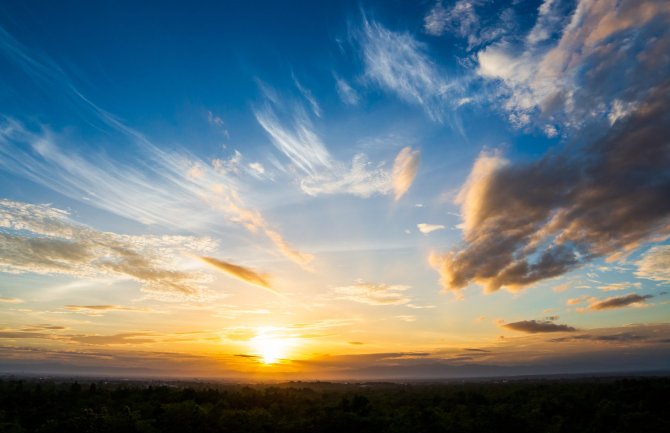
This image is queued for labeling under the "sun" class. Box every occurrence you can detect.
[250,327,290,365]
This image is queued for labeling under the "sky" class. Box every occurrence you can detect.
[0,0,669,380]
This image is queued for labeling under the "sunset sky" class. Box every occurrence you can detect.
[1,0,669,380]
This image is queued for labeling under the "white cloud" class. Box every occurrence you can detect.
[335,77,360,106]
[0,118,311,269]
[300,154,392,198]
[475,0,670,128]
[424,1,515,49]
[248,162,267,178]
[0,30,312,268]
[293,75,322,118]
[254,105,331,176]
[424,1,480,40]
[206,111,229,137]
[636,246,670,284]
[333,281,411,305]
[417,223,446,234]
[255,88,413,199]
[360,18,459,122]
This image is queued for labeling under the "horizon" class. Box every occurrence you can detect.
[1,0,670,381]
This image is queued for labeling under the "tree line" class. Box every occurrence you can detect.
[0,377,668,432]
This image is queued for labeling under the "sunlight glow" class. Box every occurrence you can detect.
[250,327,290,365]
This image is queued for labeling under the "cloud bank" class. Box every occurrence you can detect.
[431,81,670,293]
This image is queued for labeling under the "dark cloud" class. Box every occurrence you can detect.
[0,331,53,339]
[432,82,670,292]
[587,293,654,311]
[200,256,272,291]
[503,320,576,334]
[550,333,648,343]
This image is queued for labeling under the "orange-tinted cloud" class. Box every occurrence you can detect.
[200,256,274,292]
[393,147,421,200]
[431,84,670,294]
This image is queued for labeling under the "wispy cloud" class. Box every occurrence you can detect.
[0,28,310,268]
[0,200,214,298]
[0,296,23,304]
[254,103,331,176]
[293,75,322,118]
[64,305,156,314]
[71,332,157,345]
[333,281,411,305]
[335,76,360,106]
[359,17,462,123]
[599,282,641,292]
[200,257,273,292]
[255,86,414,199]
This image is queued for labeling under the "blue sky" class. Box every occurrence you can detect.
[1,0,669,379]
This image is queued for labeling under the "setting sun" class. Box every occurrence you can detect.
[250,328,291,365]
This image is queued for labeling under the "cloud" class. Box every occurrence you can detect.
[255,87,409,199]
[424,1,516,49]
[64,305,153,313]
[335,77,360,106]
[567,295,590,306]
[0,117,311,271]
[300,154,393,198]
[0,29,310,269]
[636,245,670,284]
[293,75,322,118]
[333,281,411,305]
[392,147,421,200]
[206,111,229,137]
[430,81,670,293]
[503,319,576,333]
[200,257,273,292]
[0,296,23,304]
[599,282,641,292]
[476,0,670,128]
[359,18,460,123]
[0,200,214,297]
[586,293,654,311]
[550,332,648,343]
[417,223,445,235]
[254,103,331,176]
[70,332,157,345]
